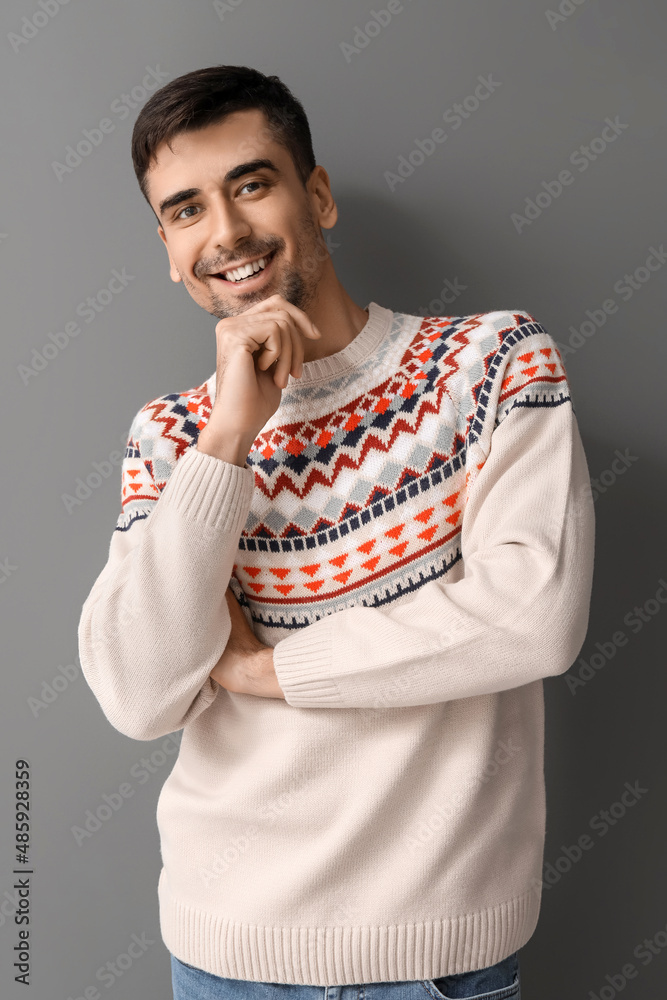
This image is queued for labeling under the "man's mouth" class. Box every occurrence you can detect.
[210,249,277,285]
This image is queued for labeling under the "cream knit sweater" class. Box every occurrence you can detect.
[78,302,595,984]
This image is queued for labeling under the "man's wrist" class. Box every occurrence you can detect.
[197,425,252,467]
[251,645,285,700]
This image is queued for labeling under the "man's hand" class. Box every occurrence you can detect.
[197,294,322,465]
[210,587,285,699]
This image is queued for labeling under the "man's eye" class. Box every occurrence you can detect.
[239,181,264,195]
[176,205,199,220]
[175,182,263,219]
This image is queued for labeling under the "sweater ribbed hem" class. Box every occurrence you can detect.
[158,877,541,985]
[158,444,255,534]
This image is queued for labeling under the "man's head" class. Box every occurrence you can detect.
[131,65,338,320]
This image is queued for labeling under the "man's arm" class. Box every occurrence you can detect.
[270,391,596,709]
[79,297,324,735]
[77,406,255,741]
[209,587,285,699]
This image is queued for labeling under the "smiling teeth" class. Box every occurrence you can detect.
[222,256,268,282]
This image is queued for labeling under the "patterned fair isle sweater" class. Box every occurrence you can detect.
[78,300,595,985]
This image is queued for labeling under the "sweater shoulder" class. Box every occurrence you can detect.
[416,305,546,343]
[116,376,213,531]
[410,304,564,385]
[128,375,213,463]
[402,305,553,362]
[406,305,572,445]
[465,308,572,430]
[471,307,560,372]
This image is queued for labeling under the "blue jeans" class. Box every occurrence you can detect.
[171,950,520,999]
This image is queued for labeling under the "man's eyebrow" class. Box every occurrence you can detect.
[158,159,280,219]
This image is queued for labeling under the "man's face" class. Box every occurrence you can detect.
[147,108,335,319]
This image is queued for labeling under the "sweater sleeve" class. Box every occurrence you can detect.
[271,390,596,709]
[77,407,255,741]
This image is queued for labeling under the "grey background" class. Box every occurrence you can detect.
[1,0,666,996]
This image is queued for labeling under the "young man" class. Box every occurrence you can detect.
[78,65,595,998]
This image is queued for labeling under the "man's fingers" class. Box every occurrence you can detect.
[248,295,322,340]
[290,324,304,379]
[273,320,292,389]
[255,324,281,371]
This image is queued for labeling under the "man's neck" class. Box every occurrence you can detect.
[301,277,369,364]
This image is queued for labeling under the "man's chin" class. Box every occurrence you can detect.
[194,270,305,318]
[206,291,275,321]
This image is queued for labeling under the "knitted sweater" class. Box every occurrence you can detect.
[78,301,595,985]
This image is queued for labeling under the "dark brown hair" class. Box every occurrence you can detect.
[131,64,317,211]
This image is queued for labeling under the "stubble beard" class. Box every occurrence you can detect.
[187,213,326,321]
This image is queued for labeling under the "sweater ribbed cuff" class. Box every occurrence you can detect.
[272,615,343,707]
[157,445,255,535]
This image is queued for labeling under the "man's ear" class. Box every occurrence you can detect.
[157,226,182,283]
[309,165,338,230]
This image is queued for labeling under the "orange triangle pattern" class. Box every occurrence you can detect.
[234,493,465,598]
